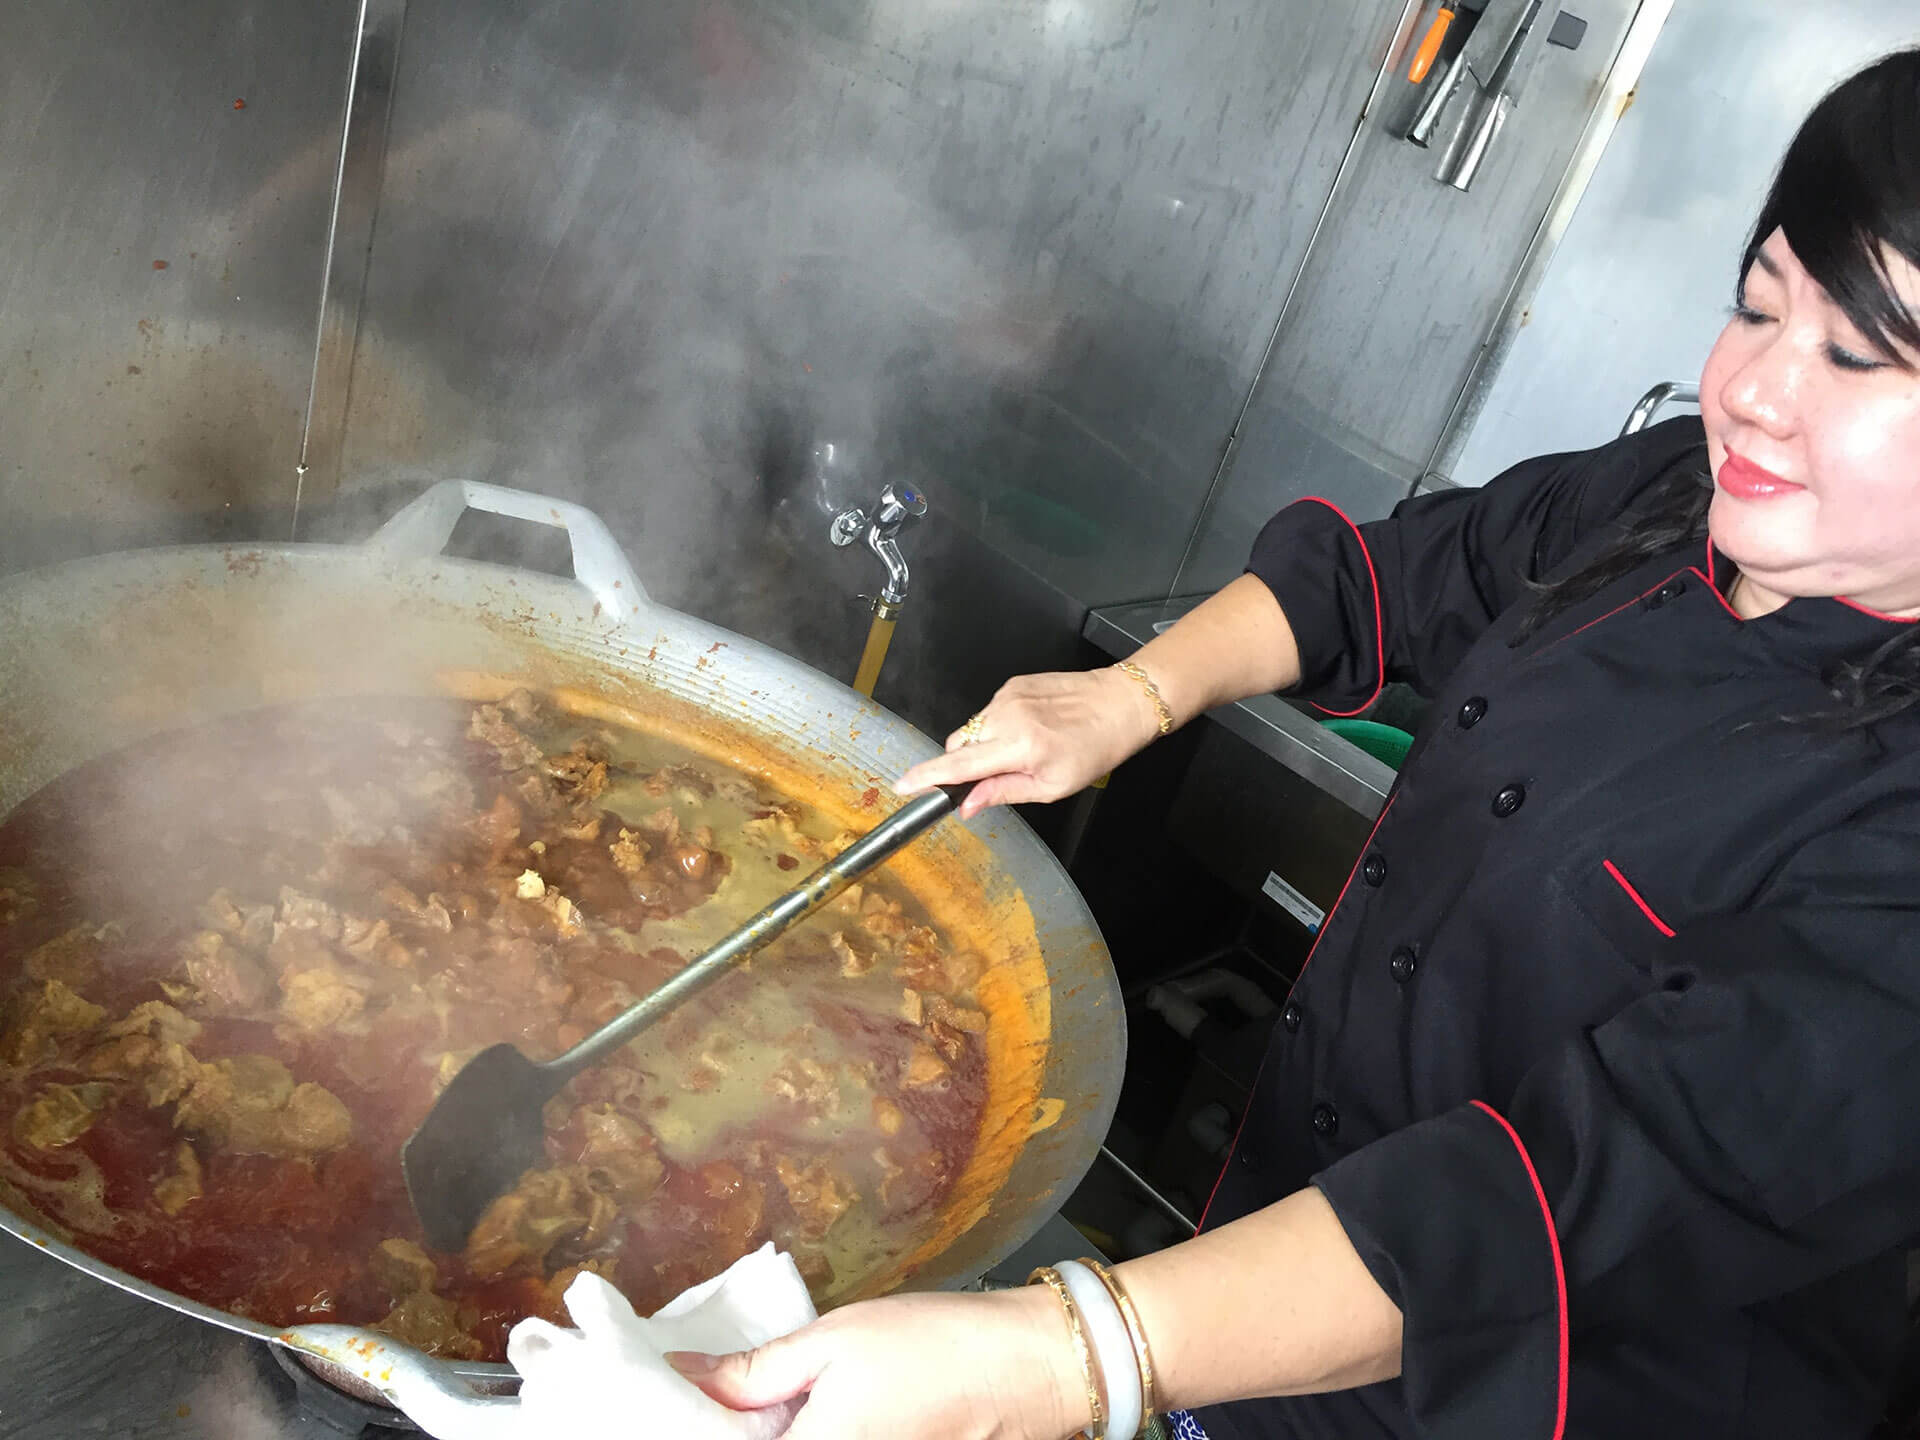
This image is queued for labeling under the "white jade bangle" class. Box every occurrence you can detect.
[1057,1260,1144,1440]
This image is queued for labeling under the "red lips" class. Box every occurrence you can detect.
[1718,451,1807,501]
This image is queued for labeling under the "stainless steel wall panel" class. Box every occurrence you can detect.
[314,0,1410,634]
[1170,0,1644,595]
[0,0,355,572]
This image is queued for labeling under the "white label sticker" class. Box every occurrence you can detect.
[1261,871,1326,933]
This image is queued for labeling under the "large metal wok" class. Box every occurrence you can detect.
[0,481,1123,1408]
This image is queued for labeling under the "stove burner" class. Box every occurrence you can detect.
[268,1342,420,1437]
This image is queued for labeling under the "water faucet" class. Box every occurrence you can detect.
[831,482,928,613]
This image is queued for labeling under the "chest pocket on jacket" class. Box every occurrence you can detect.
[1549,856,1678,981]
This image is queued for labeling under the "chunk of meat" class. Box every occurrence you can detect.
[174,1055,353,1157]
[860,891,909,941]
[465,793,524,866]
[899,988,923,1025]
[468,702,545,771]
[22,927,102,987]
[105,1000,203,1047]
[278,1082,356,1154]
[84,1018,204,1106]
[903,1044,949,1089]
[266,925,337,979]
[829,931,877,979]
[12,1082,114,1149]
[767,1058,839,1116]
[373,1291,485,1360]
[575,1107,666,1204]
[371,1238,439,1297]
[694,1161,768,1259]
[276,887,343,940]
[153,1141,203,1215]
[279,965,370,1031]
[1,978,106,1066]
[773,1155,858,1240]
[742,805,821,858]
[641,807,681,848]
[922,994,986,1034]
[340,915,413,969]
[492,885,585,943]
[464,1167,618,1277]
[669,842,712,881]
[553,812,604,843]
[924,1019,968,1064]
[378,882,453,933]
[608,829,649,875]
[198,890,275,950]
[500,688,544,724]
[515,869,547,900]
[180,930,273,1011]
[545,742,611,804]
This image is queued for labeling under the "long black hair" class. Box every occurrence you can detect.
[1514,48,1920,730]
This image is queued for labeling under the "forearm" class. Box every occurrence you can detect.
[1128,574,1303,730]
[1113,1187,1402,1411]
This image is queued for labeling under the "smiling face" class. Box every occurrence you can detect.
[1698,229,1920,617]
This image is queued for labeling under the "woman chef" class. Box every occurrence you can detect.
[671,48,1920,1440]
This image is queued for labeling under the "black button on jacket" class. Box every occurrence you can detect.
[1195,419,1920,1440]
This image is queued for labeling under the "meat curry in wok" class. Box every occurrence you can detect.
[0,692,997,1361]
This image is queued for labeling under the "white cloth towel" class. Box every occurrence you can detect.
[398,1244,818,1440]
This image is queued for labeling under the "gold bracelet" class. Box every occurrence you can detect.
[1080,1258,1159,1422]
[1113,661,1175,737]
[1029,1266,1107,1440]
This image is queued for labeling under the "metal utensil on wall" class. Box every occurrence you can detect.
[1440,0,1547,190]
[1405,0,1484,147]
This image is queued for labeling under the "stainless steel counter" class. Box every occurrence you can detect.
[1085,597,1394,819]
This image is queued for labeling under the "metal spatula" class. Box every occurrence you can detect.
[401,783,971,1253]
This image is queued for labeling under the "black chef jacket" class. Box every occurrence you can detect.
[1193,417,1920,1440]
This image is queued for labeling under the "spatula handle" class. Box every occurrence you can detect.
[543,783,973,1077]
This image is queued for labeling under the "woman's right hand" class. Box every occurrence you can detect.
[895,666,1167,820]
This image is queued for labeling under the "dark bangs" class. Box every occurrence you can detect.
[1745,47,1920,364]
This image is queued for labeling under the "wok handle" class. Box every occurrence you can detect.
[365,480,651,619]
[279,1325,524,1439]
[546,782,974,1076]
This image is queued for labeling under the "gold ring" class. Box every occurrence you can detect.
[959,712,988,745]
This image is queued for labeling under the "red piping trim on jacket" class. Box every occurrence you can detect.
[1470,1100,1569,1440]
[1197,794,1398,1231]
[1296,497,1385,719]
[1602,860,1675,937]
[1686,567,1744,622]
[1836,596,1920,625]
[1534,578,1670,655]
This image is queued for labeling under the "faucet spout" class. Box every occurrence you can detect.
[832,483,928,610]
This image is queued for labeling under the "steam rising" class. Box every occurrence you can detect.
[281,5,1068,726]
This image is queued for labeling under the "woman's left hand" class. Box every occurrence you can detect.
[669,1286,1091,1440]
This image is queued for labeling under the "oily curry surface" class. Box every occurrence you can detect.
[0,693,996,1360]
